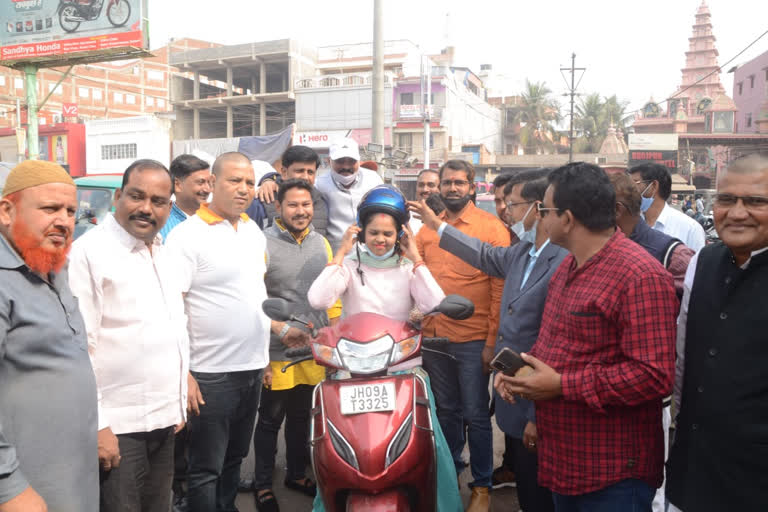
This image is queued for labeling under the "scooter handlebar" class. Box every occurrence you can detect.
[285,346,313,358]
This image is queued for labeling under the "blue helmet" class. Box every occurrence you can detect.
[356,185,410,237]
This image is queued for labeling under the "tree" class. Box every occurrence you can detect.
[508,80,562,155]
[573,94,630,153]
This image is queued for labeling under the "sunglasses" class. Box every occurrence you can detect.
[537,203,561,217]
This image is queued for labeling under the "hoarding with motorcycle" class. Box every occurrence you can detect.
[0,0,146,64]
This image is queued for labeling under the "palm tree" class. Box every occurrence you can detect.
[508,80,561,155]
[573,94,631,153]
[574,93,604,153]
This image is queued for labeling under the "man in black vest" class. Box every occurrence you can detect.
[666,154,768,511]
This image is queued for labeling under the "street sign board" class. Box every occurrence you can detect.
[62,102,78,117]
[0,0,149,68]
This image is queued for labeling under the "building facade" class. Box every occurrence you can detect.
[732,49,768,133]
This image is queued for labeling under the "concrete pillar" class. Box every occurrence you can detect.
[260,61,266,93]
[252,113,258,136]
[193,70,201,139]
[226,65,233,137]
[260,102,266,136]
[251,75,257,96]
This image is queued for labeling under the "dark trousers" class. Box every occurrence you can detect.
[502,433,516,471]
[173,426,188,498]
[187,369,263,512]
[552,479,654,512]
[252,384,314,490]
[422,339,493,488]
[100,426,175,512]
[508,437,553,512]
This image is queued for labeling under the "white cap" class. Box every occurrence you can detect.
[329,137,360,162]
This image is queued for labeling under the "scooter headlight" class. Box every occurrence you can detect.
[337,335,394,374]
[390,335,420,366]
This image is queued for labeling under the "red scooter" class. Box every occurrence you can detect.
[262,296,473,512]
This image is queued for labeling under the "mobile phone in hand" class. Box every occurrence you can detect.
[490,347,534,376]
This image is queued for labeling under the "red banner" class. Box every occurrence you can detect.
[1,30,143,61]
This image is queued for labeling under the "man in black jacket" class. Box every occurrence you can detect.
[666,153,768,511]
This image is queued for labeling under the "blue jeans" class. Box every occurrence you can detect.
[187,369,263,512]
[552,479,655,512]
[422,339,492,488]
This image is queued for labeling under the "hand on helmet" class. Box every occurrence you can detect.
[333,225,361,264]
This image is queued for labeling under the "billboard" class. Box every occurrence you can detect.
[0,0,147,67]
[628,134,679,173]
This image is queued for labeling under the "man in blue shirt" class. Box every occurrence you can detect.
[159,154,211,242]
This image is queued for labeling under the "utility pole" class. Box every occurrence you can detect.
[24,64,40,160]
[371,0,384,157]
[421,55,432,171]
[560,53,585,163]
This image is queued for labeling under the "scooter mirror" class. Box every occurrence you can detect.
[433,294,474,320]
[262,298,293,322]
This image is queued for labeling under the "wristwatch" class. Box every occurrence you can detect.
[278,323,291,339]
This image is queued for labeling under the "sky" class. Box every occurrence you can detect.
[149,0,768,117]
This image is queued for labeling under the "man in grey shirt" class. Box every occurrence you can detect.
[0,161,98,512]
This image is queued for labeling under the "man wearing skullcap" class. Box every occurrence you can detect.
[0,161,98,512]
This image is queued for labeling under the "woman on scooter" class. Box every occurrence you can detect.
[308,185,463,512]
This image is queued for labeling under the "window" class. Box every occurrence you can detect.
[146,96,154,106]
[749,75,755,88]
[78,87,89,98]
[113,92,123,103]
[147,70,164,82]
[48,83,61,94]
[0,76,6,86]
[737,82,743,95]
[157,98,165,108]
[101,143,137,160]
[93,89,102,100]
[397,133,412,152]
[400,92,414,105]
[746,113,752,128]
[14,77,23,89]
[126,94,136,105]
[764,68,768,81]
[132,66,140,75]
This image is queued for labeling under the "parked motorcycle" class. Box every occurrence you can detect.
[58,0,131,34]
[263,295,474,512]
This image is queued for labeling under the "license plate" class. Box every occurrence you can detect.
[339,382,396,415]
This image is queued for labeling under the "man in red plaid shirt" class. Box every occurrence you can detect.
[496,162,677,511]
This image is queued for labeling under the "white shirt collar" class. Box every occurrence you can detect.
[105,214,162,252]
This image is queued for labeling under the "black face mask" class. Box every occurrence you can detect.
[442,194,472,213]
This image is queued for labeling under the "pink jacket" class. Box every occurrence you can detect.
[307,258,445,321]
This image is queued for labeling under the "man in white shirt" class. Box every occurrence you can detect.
[69,159,188,512]
[166,152,270,512]
[630,163,706,252]
[314,137,383,251]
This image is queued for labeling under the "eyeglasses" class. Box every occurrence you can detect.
[713,193,768,210]
[505,200,533,209]
[440,179,470,188]
[537,203,561,217]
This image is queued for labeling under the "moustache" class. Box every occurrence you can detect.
[129,214,156,225]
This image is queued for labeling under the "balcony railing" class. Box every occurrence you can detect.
[295,72,395,90]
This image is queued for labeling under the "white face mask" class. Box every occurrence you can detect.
[509,202,535,239]
[331,169,358,187]
[520,219,538,244]
[365,244,395,260]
